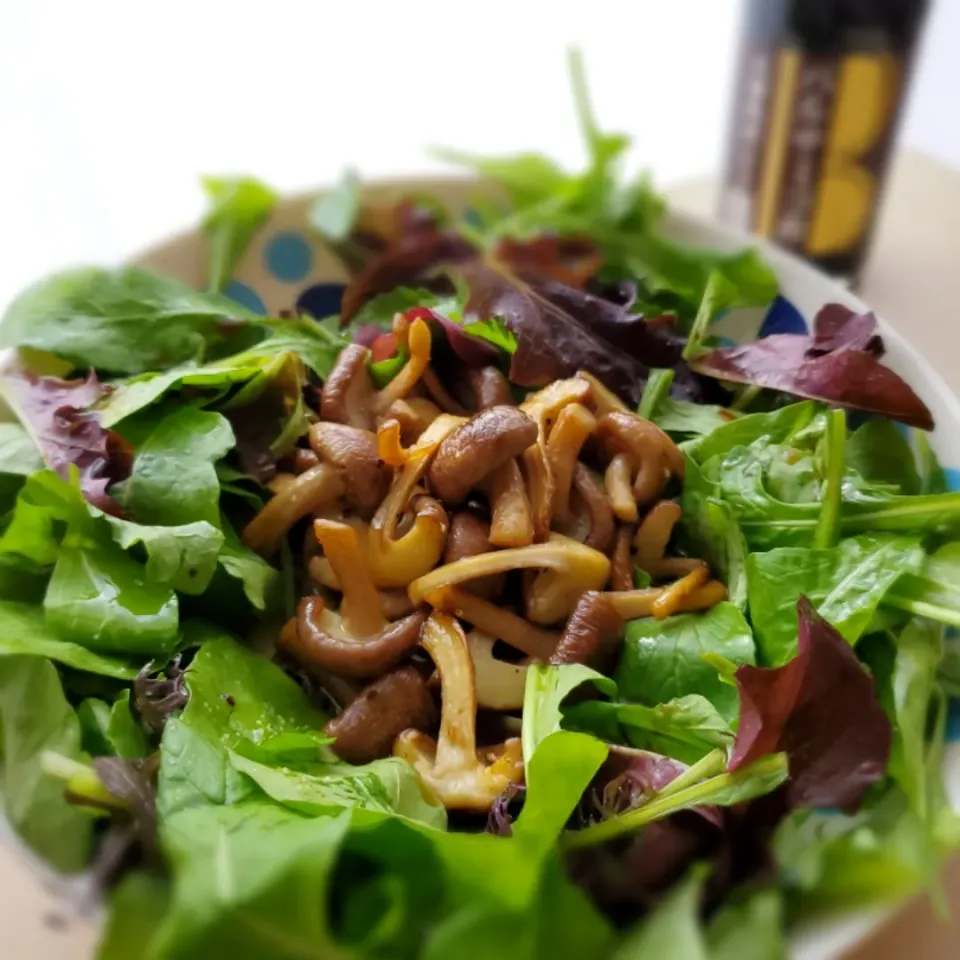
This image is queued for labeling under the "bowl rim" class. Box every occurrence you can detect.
[3,174,955,960]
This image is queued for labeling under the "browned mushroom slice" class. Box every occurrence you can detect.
[550,591,624,668]
[309,422,391,517]
[394,613,524,812]
[546,402,596,521]
[482,459,534,548]
[609,525,636,592]
[576,370,629,417]
[242,463,345,557]
[426,586,560,661]
[294,447,321,473]
[427,406,538,505]
[444,512,505,600]
[468,366,512,410]
[596,410,685,506]
[325,666,437,764]
[557,463,615,554]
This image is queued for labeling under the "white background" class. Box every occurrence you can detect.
[0,0,957,310]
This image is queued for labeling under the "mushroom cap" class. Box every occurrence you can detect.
[325,666,437,764]
[427,406,538,505]
[309,422,390,516]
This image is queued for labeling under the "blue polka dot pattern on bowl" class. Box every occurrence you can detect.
[224,279,266,315]
[758,295,809,338]
[264,232,313,283]
[296,283,346,321]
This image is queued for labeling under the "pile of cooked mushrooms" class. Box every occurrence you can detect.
[242,314,727,813]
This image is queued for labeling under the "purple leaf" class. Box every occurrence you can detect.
[691,302,932,430]
[2,371,132,515]
[730,597,892,812]
[457,261,686,405]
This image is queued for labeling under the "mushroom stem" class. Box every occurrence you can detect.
[408,535,610,608]
[382,397,443,443]
[313,520,384,636]
[547,403,596,521]
[610,526,636,592]
[577,371,628,416]
[426,587,560,661]
[242,463,344,557]
[483,459,534,548]
[422,365,471,416]
[394,613,524,811]
[605,454,638,523]
[651,565,710,619]
[634,501,682,566]
[605,589,663,619]
[570,464,615,553]
[465,632,528,710]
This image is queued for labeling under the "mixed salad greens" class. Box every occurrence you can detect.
[0,52,958,960]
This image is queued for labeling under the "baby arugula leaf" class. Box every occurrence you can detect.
[846,417,921,495]
[616,603,755,724]
[746,534,925,666]
[883,542,960,628]
[0,656,93,871]
[0,266,261,375]
[201,176,278,293]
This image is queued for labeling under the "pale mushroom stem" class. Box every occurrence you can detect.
[426,586,560,661]
[605,454,638,522]
[313,520,385,636]
[547,403,596,521]
[242,464,344,557]
[409,536,610,607]
[421,613,478,773]
[484,459,534,547]
[634,500,683,565]
[651,564,709,619]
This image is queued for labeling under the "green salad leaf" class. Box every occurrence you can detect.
[747,535,925,665]
[0,266,260,375]
[615,602,755,722]
[201,176,278,293]
[0,656,92,870]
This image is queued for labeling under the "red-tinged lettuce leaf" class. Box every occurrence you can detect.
[809,303,882,356]
[730,596,892,812]
[691,303,933,430]
[1,371,132,515]
[412,305,503,366]
[339,228,472,322]
[457,260,686,404]
[493,235,603,288]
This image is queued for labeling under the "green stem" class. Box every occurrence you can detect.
[637,369,675,420]
[682,270,728,361]
[655,748,727,799]
[568,47,599,156]
[563,754,786,850]
[730,384,763,412]
[41,751,120,810]
[813,409,846,549]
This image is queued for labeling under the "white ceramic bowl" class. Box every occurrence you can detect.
[2,178,959,959]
